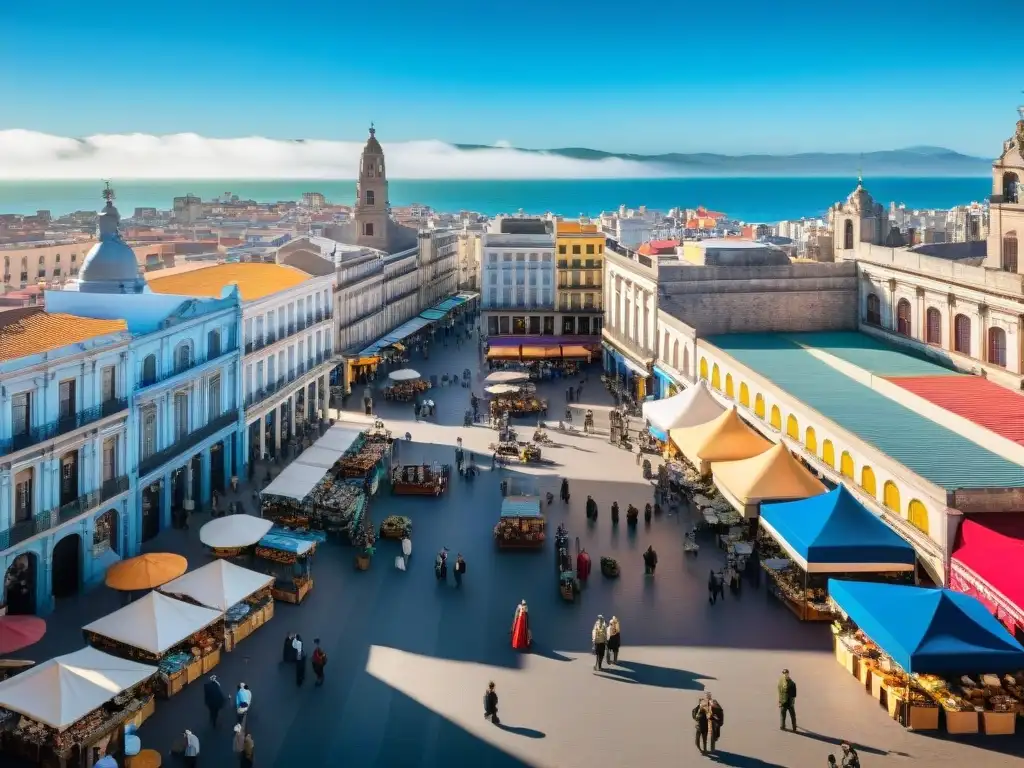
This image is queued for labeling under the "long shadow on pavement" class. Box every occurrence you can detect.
[595,660,713,691]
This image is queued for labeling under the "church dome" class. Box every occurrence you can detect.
[75,186,147,293]
[363,125,383,155]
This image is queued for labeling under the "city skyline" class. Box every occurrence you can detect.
[2,0,1021,156]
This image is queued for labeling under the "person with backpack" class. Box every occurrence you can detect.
[454,554,467,588]
[312,638,328,687]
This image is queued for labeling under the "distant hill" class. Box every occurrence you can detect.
[454,144,990,177]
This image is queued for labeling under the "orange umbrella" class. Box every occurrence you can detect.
[105,553,188,591]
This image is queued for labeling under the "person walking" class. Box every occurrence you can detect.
[401,534,412,568]
[778,668,797,731]
[183,730,200,767]
[483,681,500,724]
[292,633,303,659]
[708,570,719,605]
[241,732,255,768]
[295,644,307,687]
[643,546,658,575]
[312,638,328,686]
[203,675,225,728]
[606,616,621,664]
[283,632,296,663]
[692,697,709,754]
[232,724,245,764]
[591,615,608,671]
[707,695,724,753]
[839,742,860,768]
[234,682,251,726]
[454,553,466,587]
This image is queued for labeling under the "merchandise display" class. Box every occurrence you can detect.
[256,533,316,605]
[494,496,546,550]
[489,441,542,463]
[383,380,429,401]
[391,464,449,496]
[488,393,547,416]
[379,515,412,540]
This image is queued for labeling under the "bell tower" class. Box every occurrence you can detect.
[984,105,1024,273]
[355,124,391,251]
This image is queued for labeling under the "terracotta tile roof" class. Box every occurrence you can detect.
[145,262,313,301]
[0,307,127,362]
[886,375,1024,448]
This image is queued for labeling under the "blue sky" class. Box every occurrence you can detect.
[1,0,1021,155]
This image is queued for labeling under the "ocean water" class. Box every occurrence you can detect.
[0,177,991,222]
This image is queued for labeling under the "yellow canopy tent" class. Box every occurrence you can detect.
[710,442,826,517]
[669,407,770,474]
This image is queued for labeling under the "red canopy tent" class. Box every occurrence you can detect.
[950,514,1024,637]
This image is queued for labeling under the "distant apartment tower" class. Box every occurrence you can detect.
[302,192,326,211]
[172,194,202,224]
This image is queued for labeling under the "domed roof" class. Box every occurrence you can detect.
[363,125,383,155]
[75,186,146,294]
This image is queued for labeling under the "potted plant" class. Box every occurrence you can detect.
[354,523,376,571]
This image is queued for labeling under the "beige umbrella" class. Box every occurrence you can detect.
[484,371,529,384]
[486,384,520,395]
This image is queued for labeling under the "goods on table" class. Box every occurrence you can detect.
[338,440,389,478]
[380,515,412,539]
[391,464,449,495]
[493,516,546,548]
[385,381,429,401]
[489,394,546,416]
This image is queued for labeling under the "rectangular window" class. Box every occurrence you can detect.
[103,437,116,481]
[12,392,30,436]
[174,393,189,441]
[512,316,527,334]
[487,316,499,335]
[572,245,581,255]
[558,245,566,254]
[586,244,595,254]
[498,316,510,334]
[563,316,576,335]
[528,316,541,334]
[102,365,116,402]
[14,469,33,523]
[59,379,76,422]
[208,375,221,420]
[578,317,591,335]
[543,316,555,335]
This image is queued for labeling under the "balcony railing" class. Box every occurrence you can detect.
[245,377,286,409]
[138,411,238,477]
[0,398,128,455]
[315,309,324,323]
[0,475,129,551]
[138,345,237,392]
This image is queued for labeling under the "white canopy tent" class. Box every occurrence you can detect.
[262,423,364,502]
[642,383,725,434]
[484,371,529,384]
[83,591,222,656]
[0,646,156,730]
[159,560,275,612]
[199,515,273,549]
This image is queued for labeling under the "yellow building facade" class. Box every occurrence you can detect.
[554,220,604,337]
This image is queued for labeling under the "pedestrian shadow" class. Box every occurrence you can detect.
[794,730,892,756]
[707,751,788,767]
[529,645,573,662]
[494,724,546,739]
[595,660,712,691]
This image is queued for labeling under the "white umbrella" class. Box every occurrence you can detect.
[389,369,421,382]
[199,515,274,549]
[486,384,520,395]
[485,371,528,384]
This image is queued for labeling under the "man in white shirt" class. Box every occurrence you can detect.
[292,634,303,658]
[183,730,200,767]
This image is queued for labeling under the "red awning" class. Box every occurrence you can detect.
[953,515,1024,621]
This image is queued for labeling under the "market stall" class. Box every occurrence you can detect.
[0,647,156,768]
[669,407,771,476]
[488,390,546,417]
[950,513,1024,638]
[159,560,275,653]
[391,463,450,496]
[830,580,1024,735]
[758,486,916,621]
[82,592,222,700]
[642,382,724,442]
[494,496,546,550]
[255,531,317,605]
[379,515,412,540]
[484,371,530,385]
[384,369,429,402]
[198,515,274,558]
[710,443,826,518]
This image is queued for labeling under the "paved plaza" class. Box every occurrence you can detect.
[20,332,1024,767]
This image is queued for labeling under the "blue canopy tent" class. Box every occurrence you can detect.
[760,486,916,573]
[828,580,1024,674]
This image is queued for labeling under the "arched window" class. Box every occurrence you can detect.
[724,374,734,399]
[174,342,192,373]
[866,294,881,325]
[896,299,911,336]
[681,347,689,376]
[699,358,708,381]
[739,383,750,408]
[786,414,799,439]
[769,405,781,430]
[988,327,1007,368]
[883,481,901,513]
[908,499,929,535]
[365,190,375,206]
[953,314,971,355]
[840,451,855,479]
[142,410,157,459]
[661,332,669,362]
[1004,233,1019,273]
[364,222,374,237]
[822,440,835,468]
[207,329,221,358]
[860,467,877,498]
[804,427,817,455]
[754,394,765,419]
[672,340,680,370]
[711,364,721,390]
[142,354,157,386]
[1003,172,1020,204]
[926,307,941,345]
[38,255,44,265]
[844,220,854,250]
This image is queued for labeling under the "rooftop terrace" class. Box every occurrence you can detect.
[145,262,313,301]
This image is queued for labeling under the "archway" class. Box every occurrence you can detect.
[770,405,781,430]
[908,500,929,535]
[804,427,817,456]
[822,440,835,469]
[754,394,765,419]
[883,481,901,513]
[786,414,799,440]
[724,374,734,399]
[739,382,750,407]
[3,553,37,615]
[860,467,877,498]
[699,357,708,382]
[141,482,161,542]
[844,220,854,250]
[839,451,855,479]
[51,533,81,599]
[711,364,721,391]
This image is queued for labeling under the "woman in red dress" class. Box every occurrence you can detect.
[511,600,531,650]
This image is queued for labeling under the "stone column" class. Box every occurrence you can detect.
[888,279,898,332]
[947,294,957,352]
[199,450,211,508]
[183,458,195,520]
[288,395,296,438]
[915,287,926,342]
[259,420,267,460]
[273,407,282,454]
[978,304,989,363]
[160,472,172,531]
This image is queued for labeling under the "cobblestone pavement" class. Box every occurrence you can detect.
[21,326,1024,767]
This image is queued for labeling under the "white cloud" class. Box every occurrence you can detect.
[0,129,666,180]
